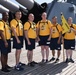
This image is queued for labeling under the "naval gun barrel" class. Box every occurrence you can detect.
[16,0,47,23]
[0,0,19,12]
[0,0,28,12]
[16,0,35,10]
[0,5,9,13]
[16,0,47,12]
[0,0,28,23]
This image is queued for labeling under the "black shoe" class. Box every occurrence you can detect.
[69,58,74,63]
[54,58,59,63]
[45,59,48,63]
[19,62,25,66]
[32,61,38,64]
[41,59,45,63]
[65,58,69,63]
[6,65,12,69]
[28,62,35,67]
[1,68,10,72]
[50,57,55,61]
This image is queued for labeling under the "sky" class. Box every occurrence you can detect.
[12,0,53,4]
[0,0,53,18]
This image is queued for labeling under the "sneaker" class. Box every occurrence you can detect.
[32,61,38,64]
[69,58,74,63]
[28,62,35,67]
[50,57,55,61]
[1,67,10,72]
[19,62,25,66]
[14,65,24,71]
[54,58,59,63]
[65,58,69,63]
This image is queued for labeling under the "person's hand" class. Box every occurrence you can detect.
[28,41,31,45]
[61,39,64,44]
[4,42,8,48]
[35,37,38,42]
[57,40,60,44]
[47,37,51,41]
[37,37,40,42]
[71,28,76,33]
[17,39,21,44]
[71,28,74,31]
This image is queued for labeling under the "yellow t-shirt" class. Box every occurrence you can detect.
[10,19,23,36]
[24,21,37,39]
[37,20,52,36]
[51,23,62,38]
[0,20,11,40]
[64,24,76,40]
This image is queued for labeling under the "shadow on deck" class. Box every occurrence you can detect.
[0,61,68,75]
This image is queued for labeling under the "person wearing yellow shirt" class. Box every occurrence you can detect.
[0,12,11,72]
[49,16,62,63]
[36,12,52,63]
[10,10,24,71]
[63,17,76,63]
[24,13,37,67]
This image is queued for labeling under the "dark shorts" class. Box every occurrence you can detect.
[39,35,50,46]
[50,38,61,50]
[13,36,23,49]
[0,39,11,54]
[64,39,75,50]
[25,38,35,51]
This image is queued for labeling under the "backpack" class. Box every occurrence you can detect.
[39,20,48,25]
[14,19,23,36]
[56,24,59,33]
[37,20,49,31]
[14,19,22,28]
[52,23,59,33]
[27,21,36,30]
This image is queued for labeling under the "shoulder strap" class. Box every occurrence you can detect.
[39,20,48,25]
[14,19,22,36]
[27,21,31,30]
[38,20,48,27]
[27,21,36,30]
[14,19,19,28]
[56,24,59,33]
[14,19,22,27]
[38,21,48,29]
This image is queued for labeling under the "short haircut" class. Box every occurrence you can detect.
[41,12,47,15]
[15,10,21,14]
[2,12,8,16]
[52,16,57,19]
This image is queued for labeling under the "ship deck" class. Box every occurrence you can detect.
[0,43,76,75]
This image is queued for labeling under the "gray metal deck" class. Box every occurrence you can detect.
[0,45,76,75]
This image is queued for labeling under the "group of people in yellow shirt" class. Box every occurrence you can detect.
[0,11,76,72]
